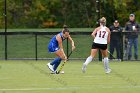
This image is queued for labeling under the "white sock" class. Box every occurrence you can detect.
[103,57,109,71]
[84,56,93,65]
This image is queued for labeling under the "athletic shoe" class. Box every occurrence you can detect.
[50,71,64,74]
[51,71,59,74]
[118,59,121,62]
[47,63,54,72]
[50,71,56,74]
[82,63,87,73]
[105,69,111,74]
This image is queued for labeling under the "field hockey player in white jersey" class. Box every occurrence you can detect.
[82,17,111,74]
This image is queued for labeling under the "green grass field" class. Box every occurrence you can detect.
[0,60,140,93]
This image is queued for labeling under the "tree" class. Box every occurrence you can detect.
[0,0,139,28]
[100,0,140,26]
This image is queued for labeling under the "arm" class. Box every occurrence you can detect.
[125,23,129,38]
[125,22,129,31]
[107,28,110,44]
[56,34,67,59]
[120,26,123,32]
[138,24,140,31]
[136,23,140,31]
[68,35,75,51]
[109,26,112,31]
[91,28,98,38]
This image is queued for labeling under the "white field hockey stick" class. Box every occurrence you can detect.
[108,51,116,59]
[57,51,73,74]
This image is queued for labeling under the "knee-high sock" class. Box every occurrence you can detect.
[103,57,109,71]
[50,57,61,65]
[84,56,93,65]
[53,58,62,71]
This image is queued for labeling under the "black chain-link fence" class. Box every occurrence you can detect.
[0,31,140,61]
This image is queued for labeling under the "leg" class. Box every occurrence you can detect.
[128,39,133,60]
[116,41,121,60]
[124,39,128,60]
[50,57,61,65]
[110,41,114,59]
[82,49,98,73]
[53,58,62,71]
[53,50,66,71]
[47,57,61,72]
[101,49,111,73]
[84,49,98,65]
[134,38,138,60]
[47,49,64,72]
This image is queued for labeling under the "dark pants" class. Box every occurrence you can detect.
[110,40,120,59]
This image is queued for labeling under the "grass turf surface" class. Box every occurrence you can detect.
[0,60,140,93]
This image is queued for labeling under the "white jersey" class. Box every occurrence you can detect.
[94,26,109,44]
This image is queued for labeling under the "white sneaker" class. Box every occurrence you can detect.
[47,63,54,72]
[82,64,87,73]
[106,69,111,74]
[118,59,121,62]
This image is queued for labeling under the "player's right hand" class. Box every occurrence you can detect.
[61,54,67,61]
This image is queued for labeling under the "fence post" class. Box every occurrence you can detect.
[35,34,38,60]
[4,0,7,60]
[120,31,123,61]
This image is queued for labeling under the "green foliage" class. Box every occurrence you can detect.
[100,0,140,26]
[0,0,139,28]
[0,0,4,28]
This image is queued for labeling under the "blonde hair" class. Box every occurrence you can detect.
[99,17,106,26]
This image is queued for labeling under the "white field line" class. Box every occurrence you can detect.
[0,86,140,91]
[0,87,79,91]
[102,86,140,88]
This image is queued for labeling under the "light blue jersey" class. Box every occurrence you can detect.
[48,32,65,52]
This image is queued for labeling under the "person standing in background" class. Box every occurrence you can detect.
[125,14,139,60]
[109,20,122,61]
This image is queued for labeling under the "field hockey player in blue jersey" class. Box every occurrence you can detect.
[47,26,75,74]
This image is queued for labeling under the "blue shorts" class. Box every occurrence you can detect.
[48,43,59,53]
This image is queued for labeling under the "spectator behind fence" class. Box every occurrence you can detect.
[109,20,122,61]
[125,14,140,60]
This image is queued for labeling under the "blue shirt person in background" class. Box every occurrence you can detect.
[125,14,140,60]
[47,26,75,73]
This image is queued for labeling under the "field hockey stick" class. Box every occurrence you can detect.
[57,51,73,74]
[108,51,116,59]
